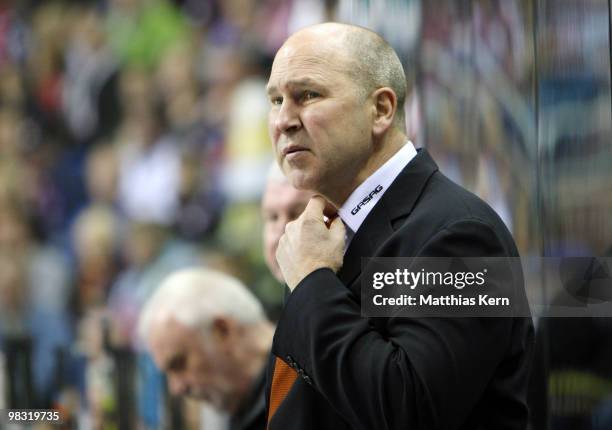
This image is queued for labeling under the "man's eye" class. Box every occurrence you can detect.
[167,355,186,372]
[271,97,283,106]
[264,213,278,222]
[303,91,319,101]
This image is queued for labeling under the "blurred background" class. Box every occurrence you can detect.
[0,0,610,428]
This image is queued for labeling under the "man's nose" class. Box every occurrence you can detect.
[275,100,301,134]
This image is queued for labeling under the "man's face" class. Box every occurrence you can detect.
[266,33,374,199]
[148,318,235,411]
[262,179,312,282]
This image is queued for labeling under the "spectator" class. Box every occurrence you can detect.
[139,268,274,430]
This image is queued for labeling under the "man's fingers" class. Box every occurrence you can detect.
[329,216,346,243]
[302,195,327,220]
[321,198,338,220]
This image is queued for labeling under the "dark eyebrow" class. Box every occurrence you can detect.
[266,85,277,96]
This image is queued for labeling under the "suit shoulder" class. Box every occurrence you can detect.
[416,171,509,229]
[390,171,518,256]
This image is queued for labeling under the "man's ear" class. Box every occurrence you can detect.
[371,87,397,137]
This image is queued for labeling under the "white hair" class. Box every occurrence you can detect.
[138,267,265,345]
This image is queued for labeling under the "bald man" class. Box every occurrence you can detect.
[265,23,533,429]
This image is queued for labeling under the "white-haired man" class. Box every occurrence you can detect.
[139,268,274,430]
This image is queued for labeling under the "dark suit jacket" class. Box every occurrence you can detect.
[266,149,534,430]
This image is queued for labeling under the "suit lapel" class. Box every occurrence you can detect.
[337,149,439,287]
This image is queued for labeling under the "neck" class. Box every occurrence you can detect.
[325,131,407,208]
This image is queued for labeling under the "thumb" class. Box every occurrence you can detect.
[329,216,346,243]
[302,195,327,220]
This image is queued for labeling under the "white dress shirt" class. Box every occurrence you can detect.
[338,141,417,248]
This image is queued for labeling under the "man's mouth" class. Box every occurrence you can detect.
[282,145,309,157]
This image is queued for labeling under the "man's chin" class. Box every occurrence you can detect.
[286,170,318,192]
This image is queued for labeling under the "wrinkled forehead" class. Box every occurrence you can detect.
[268,36,352,86]
[149,317,196,356]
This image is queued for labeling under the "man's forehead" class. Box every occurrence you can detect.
[149,318,194,364]
[267,38,351,87]
[284,23,351,50]
[272,50,332,71]
[269,52,339,79]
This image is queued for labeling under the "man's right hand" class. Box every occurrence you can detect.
[276,196,345,290]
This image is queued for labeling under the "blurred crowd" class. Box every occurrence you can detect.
[0,0,339,426]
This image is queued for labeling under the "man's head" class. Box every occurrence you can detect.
[139,268,271,413]
[266,23,407,205]
[262,164,313,282]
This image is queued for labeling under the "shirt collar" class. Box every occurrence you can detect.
[338,141,417,234]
